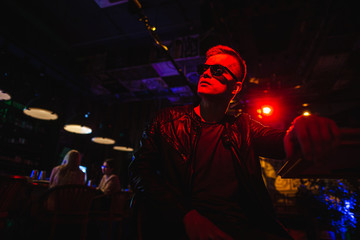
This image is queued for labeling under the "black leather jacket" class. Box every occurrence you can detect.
[129,104,289,238]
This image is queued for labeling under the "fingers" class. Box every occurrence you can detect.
[295,117,313,161]
[284,125,297,160]
[286,115,340,163]
[318,117,340,160]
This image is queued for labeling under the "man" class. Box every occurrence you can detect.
[129,45,339,239]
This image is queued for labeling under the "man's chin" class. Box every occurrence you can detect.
[198,91,223,100]
[197,91,213,97]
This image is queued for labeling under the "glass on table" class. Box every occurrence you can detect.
[30,170,39,179]
[38,171,46,180]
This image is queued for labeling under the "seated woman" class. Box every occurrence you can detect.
[49,149,85,188]
[97,158,121,195]
[91,158,121,211]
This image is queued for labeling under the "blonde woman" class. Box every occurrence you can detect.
[49,149,85,188]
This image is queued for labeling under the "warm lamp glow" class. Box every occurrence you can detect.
[303,111,311,116]
[0,90,11,100]
[257,105,273,117]
[91,137,115,145]
[262,106,272,115]
[113,145,134,152]
[23,107,58,120]
[64,124,92,134]
[302,103,309,107]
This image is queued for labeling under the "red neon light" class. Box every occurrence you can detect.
[261,105,273,116]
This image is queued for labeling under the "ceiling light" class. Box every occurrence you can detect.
[23,96,59,120]
[0,89,11,100]
[64,124,92,134]
[113,146,134,152]
[91,123,115,145]
[113,132,134,152]
[94,0,128,8]
[303,111,311,116]
[91,137,115,145]
[152,61,179,77]
[23,107,58,120]
[64,112,93,134]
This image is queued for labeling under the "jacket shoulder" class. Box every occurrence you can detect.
[233,112,252,125]
[234,112,265,126]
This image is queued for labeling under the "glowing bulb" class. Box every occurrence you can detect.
[113,146,134,152]
[262,107,272,114]
[91,137,115,145]
[64,124,92,134]
[303,111,311,116]
[0,90,11,100]
[23,108,58,120]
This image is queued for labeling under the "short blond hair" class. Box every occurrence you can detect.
[206,45,247,83]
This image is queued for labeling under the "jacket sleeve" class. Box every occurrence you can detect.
[249,117,287,159]
[129,115,191,224]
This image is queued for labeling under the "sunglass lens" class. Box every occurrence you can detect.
[211,65,225,76]
[197,64,226,77]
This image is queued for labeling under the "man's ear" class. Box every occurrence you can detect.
[232,82,242,95]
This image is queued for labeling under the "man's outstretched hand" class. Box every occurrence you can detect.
[183,209,234,240]
[284,115,340,163]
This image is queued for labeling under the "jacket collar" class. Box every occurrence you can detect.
[187,103,239,125]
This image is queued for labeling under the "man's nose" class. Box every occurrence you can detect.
[203,68,211,78]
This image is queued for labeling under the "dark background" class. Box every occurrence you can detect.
[0,0,359,185]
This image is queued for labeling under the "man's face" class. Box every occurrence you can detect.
[197,54,241,99]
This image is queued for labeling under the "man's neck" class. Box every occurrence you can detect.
[194,99,229,123]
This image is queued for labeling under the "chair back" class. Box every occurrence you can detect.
[43,184,97,213]
[109,191,131,217]
[0,175,29,229]
[0,175,29,213]
[37,185,98,240]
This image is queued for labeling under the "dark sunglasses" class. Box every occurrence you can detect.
[197,64,238,82]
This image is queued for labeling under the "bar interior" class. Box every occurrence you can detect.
[0,1,359,239]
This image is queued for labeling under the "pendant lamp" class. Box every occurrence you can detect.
[0,89,11,101]
[113,132,134,152]
[64,112,93,134]
[91,123,116,145]
[23,95,59,120]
